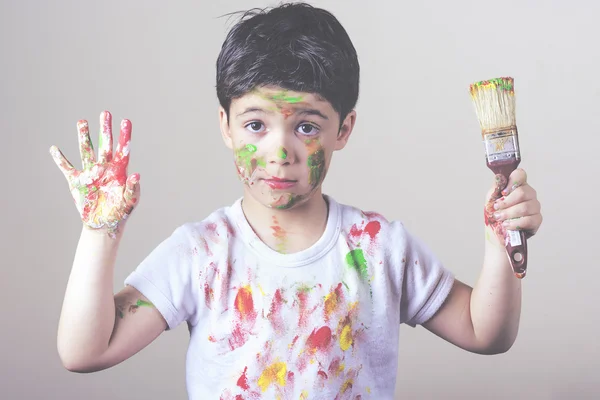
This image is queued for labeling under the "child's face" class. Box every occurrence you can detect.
[219,86,356,210]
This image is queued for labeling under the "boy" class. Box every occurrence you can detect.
[51,3,543,399]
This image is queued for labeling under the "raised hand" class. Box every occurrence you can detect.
[484,168,542,243]
[50,111,140,237]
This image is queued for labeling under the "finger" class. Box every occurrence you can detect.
[501,168,527,196]
[500,214,542,235]
[123,173,141,209]
[77,120,96,169]
[49,145,76,180]
[98,111,113,164]
[495,185,537,210]
[114,119,132,166]
[493,199,541,221]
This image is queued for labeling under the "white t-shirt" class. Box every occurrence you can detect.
[124,195,455,399]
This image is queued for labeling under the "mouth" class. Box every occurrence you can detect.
[261,177,298,190]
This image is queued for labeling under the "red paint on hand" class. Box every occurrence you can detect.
[49,111,139,236]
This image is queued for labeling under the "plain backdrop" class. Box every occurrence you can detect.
[1,0,599,399]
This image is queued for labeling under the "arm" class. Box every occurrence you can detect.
[52,111,165,371]
[57,227,166,372]
[423,168,542,354]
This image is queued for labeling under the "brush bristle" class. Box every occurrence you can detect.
[469,77,516,135]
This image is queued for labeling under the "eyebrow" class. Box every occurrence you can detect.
[236,107,329,120]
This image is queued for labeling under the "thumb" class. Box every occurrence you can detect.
[124,173,141,207]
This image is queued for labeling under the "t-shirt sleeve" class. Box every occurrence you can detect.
[124,224,199,331]
[395,222,455,327]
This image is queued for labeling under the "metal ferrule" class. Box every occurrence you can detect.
[483,127,521,164]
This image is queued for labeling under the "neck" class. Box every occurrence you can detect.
[241,188,329,254]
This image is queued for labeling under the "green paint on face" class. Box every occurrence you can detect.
[308,148,325,187]
[345,249,368,280]
[278,147,288,159]
[237,144,257,158]
[136,299,154,307]
[275,194,300,210]
[269,91,304,104]
[235,144,265,179]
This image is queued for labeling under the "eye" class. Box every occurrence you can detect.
[297,123,319,136]
[245,121,265,133]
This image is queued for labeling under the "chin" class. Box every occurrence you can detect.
[252,188,319,211]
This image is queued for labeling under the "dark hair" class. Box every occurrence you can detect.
[216,2,360,124]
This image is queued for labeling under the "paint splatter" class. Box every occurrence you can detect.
[347,217,382,259]
[324,283,344,322]
[278,147,288,159]
[49,111,139,237]
[295,285,318,329]
[254,89,305,119]
[235,286,256,321]
[470,77,514,97]
[304,139,325,188]
[273,193,300,210]
[338,377,354,396]
[271,216,288,253]
[116,298,154,319]
[204,282,214,309]
[328,357,345,378]
[235,143,266,185]
[200,261,232,313]
[227,285,258,351]
[268,91,304,104]
[345,249,368,280]
[339,318,354,351]
[484,173,510,245]
[306,326,332,353]
[267,288,286,334]
[236,367,250,390]
[363,221,381,239]
[257,361,287,392]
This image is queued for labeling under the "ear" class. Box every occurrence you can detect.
[334,110,357,151]
[219,106,234,149]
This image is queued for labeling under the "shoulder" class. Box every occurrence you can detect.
[332,196,409,242]
[163,203,239,255]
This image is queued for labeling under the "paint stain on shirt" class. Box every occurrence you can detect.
[257,361,287,392]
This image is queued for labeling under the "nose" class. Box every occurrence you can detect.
[266,131,294,165]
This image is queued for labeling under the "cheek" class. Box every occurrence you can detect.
[303,139,327,187]
[234,144,266,182]
[307,148,325,186]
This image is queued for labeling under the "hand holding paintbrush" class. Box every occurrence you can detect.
[469,77,540,278]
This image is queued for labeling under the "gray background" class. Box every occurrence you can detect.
[2,0,598,399]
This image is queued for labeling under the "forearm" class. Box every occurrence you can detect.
[57,226,122,368]
[470,226,522,351]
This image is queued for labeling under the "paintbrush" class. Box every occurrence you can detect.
[469,77,528,278]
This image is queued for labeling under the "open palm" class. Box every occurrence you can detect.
[50,111,140,235]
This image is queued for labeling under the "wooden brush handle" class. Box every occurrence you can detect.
[505,230,527,278]
[489,163,528,279]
